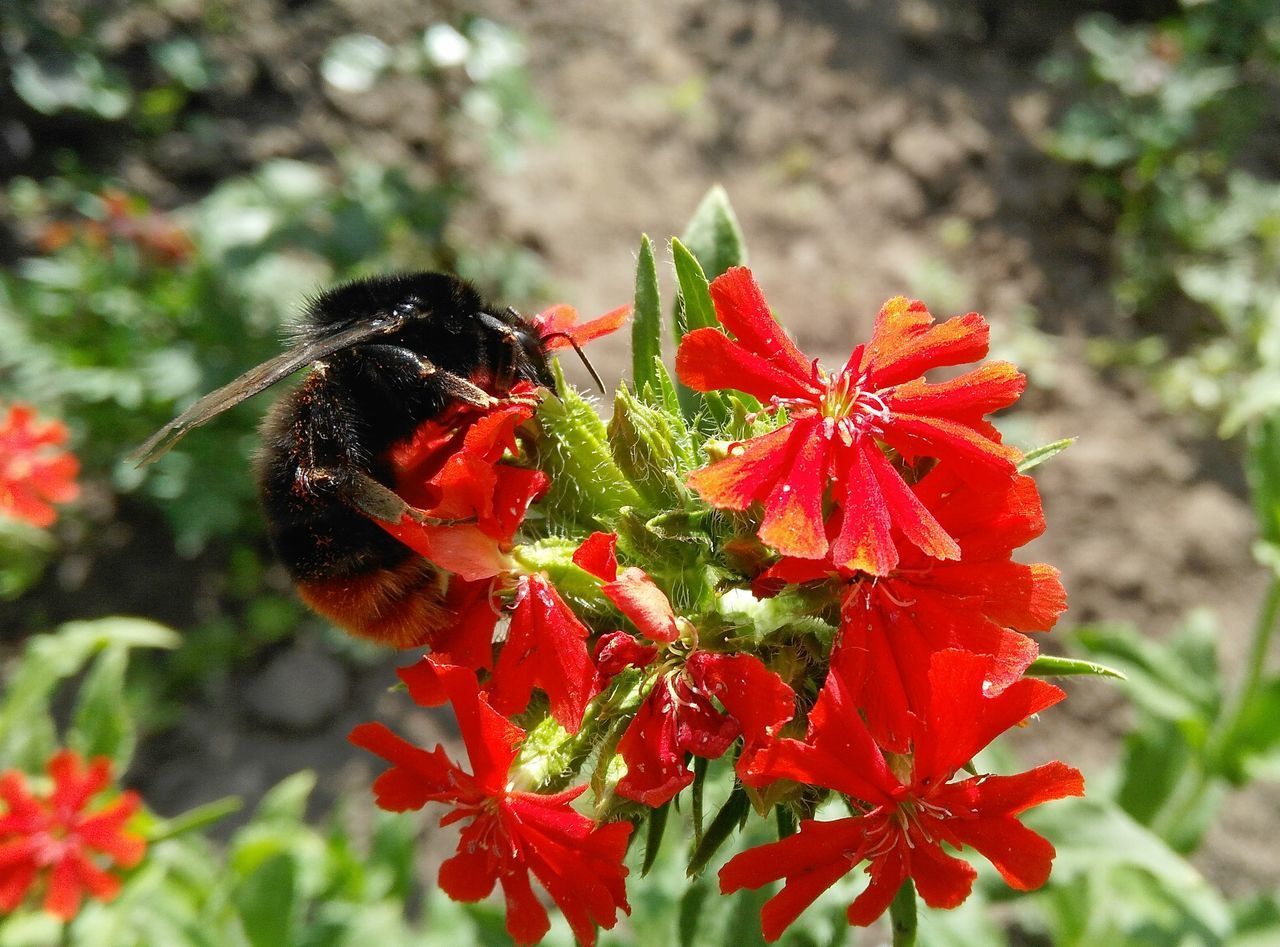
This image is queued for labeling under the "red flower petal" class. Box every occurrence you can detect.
[572,531,618,581]
[741,664,897,803]
[756,417,830,559]
[857,299,990,390]
[603,567,678,643]
[489,576,601,733]
[904,838,977,910]
[720,817,867,943]
[845,846,909,927]
[913,651,1066,785]
[708,268,815,383]
[438,843,497,902]
[686,421,802,512]
[687,652,794,747]
[830,441,897,575]
[348,721,468,811]
[593,631,659,678]
[887,362,1026,422]
[676,328,818,402]
[615,686,698,807]
[535,303,630,350]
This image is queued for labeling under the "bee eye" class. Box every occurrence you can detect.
[393,301,417,318]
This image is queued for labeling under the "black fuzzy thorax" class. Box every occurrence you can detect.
[255,273,546,582]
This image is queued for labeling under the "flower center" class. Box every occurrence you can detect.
[819,372,891,434]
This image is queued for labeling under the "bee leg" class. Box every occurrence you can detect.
[329,468,476,528]
[355,343,500,410]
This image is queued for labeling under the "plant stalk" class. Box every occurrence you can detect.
[889,879,917,947]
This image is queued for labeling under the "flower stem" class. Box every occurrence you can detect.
[889,879,917,947]
[1217,575,1280,752]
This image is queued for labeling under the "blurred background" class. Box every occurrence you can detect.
[2,1,1279,944]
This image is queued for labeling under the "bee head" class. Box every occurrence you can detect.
[513,320,557,390]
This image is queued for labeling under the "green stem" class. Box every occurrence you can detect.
[889,879,917,947]
[1211,575,1280,767]
[1153,576,1280,848]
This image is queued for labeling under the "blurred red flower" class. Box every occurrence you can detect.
[350,662,631,946]
[723,651,1083,941]
[575,532,794,805]
[675,268,1024,574]
[0,404,80,529]
[0,750,145,920]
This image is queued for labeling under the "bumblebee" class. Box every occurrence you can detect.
[133,273,576,647]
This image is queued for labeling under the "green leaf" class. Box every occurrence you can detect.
[670,239,732,429]
[671,238,720,335]
[632,235,663,393]
[1247,416,1280,548]
[1017,437,1076,473]
[1027,797,1232,941]
[0,618,178,771]
[1026,654,1127,679]
[234,852,299,947]
[535,361,642,528]
[641,803,670,877]
[69,644,134,768]
[677,878,713,947]
[1115,718,1194,827]
[680,185,747,280]
[1069,615,1221,727]
[254,770,316,823]
[147,797,244,843]
[687,786,749,878]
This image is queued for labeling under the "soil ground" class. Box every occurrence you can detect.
[21,0,1279,916]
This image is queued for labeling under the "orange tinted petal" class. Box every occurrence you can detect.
[858,299,990,389]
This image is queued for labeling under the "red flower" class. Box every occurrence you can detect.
[488,574,602,734]
[723,651,1083,941]
[575,533,794,806]
[675,268,1024,574]
[530,303,631,351]
[0,750,146,920]
[378,385,549,581]
[350,662,631,946]
[757,467,1067,752]
[0,404,80,529]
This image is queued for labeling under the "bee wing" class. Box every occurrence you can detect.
[129,316,406,465]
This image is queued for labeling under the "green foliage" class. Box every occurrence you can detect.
[0,618,178,773]
[1047,2,1280,430]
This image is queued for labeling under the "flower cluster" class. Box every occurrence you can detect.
[0,750,146,920]
[350,262,1081,944]
[0,403,80,529]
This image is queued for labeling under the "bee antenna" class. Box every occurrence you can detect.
[542,332,605,393]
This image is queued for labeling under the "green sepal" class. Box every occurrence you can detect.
[510,537,607,608]
[1018,437,1076,473]
[632,234,663,394]
[534,361,641,529]
[715,586,838,647]
[639,354,684,416]
[641,802,670,877]
[687,786,750,878]
[1027,654,1128,680]
[615,508,718,613]
[512,714,577,789]
[608,384,696,509]
[680,184,747,281]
